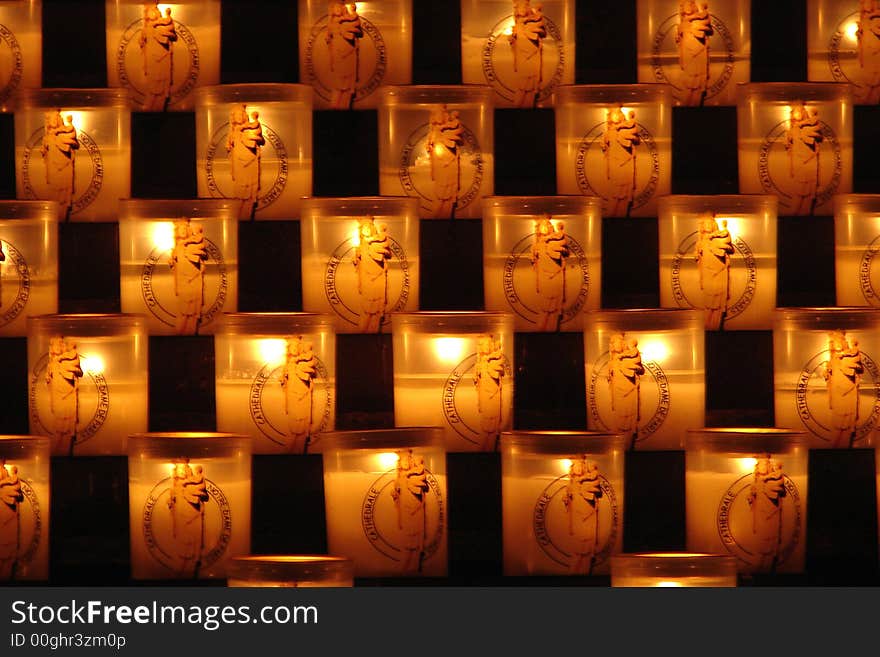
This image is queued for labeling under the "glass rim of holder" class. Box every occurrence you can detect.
[685,427,808,454]
[0,434,51,449]
[0,200,60,220]
[379,84,495,106]
[499,430,627,455]
[27,312,147,335]
[735,81,855,103]
[321,427,446,451]
[128,432,252,460]
[774,306,880,330]
[226,555,354,582]
[552,82,674,105]
[657,193,778,213]
[217,311,334,334]
[118,197,238,215]
[193,82,314,105]
[300,195,420,213]
[390,310,514,331]
[13,87,132,108]
[481,195,604,213]
[583,307,703,330]
[833,193,880,213]
[610,551,738,579]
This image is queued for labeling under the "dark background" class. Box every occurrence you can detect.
[0,0,878,586]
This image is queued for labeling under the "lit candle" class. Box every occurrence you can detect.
[227,555,354,587]
[0,0,41,112]
[500,431,625,577]
[583,308,705,451]
[610,552,738,587]
[554,84,673,218]
[391,312,514,453]
[321,428,448,578]
[300,196,420,334]
[657,194,778,330]
[807,0,880,105]
[195,84,313,221]
[118,198,238,336]
[26,313,148,456]
[105,0,221,112]
[636,0,750,107]
[0,435,50,582]
[833,194,880,306]
[460,0,574,108]
[14,89,131,222]
[772,307,880,448]
[128,432,252,581]
[736,82,854,216]
[378,85,494,220]
[298,0,413,110]
[0,201,58,337]
[214,312,337,454]
[685,428,808,576]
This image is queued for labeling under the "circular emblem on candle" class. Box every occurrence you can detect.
[794,331,880,447]
[649,7,735,106]
[858,235,880,306]
[141,462,233,577]
[303,8,387,108]
[756,104,842,216]
[574,110,660,218]
[480,6,565,107]
[248,339,333,453]
[0,23,23,102]
[827,8,880,105]
[716,456,802,572]
[532,458,619,574]
[0,463,42,582]
[398,107,485,219]
[0,239,30,328]
[502,220,590,331]
[360,451,445,573]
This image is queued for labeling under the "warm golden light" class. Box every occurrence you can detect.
[432,337,468,365]
[558,457,573,474]
[151,222,176,252]
[351,223,362,247]
[376,451,399,471]
[655,581,684,587]
[845,21,860,43]
[500,17,515,37]
[639,340,668,363]
[80,354,105,376]
[716,216,740,241]
[735,457,758,474]
[258,339,287,368]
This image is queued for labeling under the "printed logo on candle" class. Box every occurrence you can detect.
[532,457,619,574]
[0,239,31,328]
[141,460,233,578]
[442,334,512,450]
[480,0,565,108]
[248,336,333,453]
[0,460,42,582]
[205,104,289,221]
[303,2,387,109]
[20,111,103,222]
[717,454,802,572]
[574,107,660,218]
[0,22,23,105]
[827,2,880,105]
[649,1,735,106]
[670,214,758,330]
[793,330,880,447]
[29,337,110,456]
[399,105,485,219]
[756,102,842,216]
[325,217,410,332]
[360,450,445,574]
[858,235,880,306]
[588,333,671,449]
[114,3,200,111]
[140,218,229,335]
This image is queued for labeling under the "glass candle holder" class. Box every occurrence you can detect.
[0,201,58,337]
[583,308,705,451]
[214,312,336,454]
[636,0,750,106]
[610,552,738,587]
[481,195,602,333]
[391,311,514,452]
[807,0,880,105]
[128,432,252,581]
[322,427,448,578]
[118,198,238,336]
[736,82,854,216]
[460,0,574,108]
[14,88,132,222]
[833,194,880,306]
[0,435,50,582]
[378,85,494,219]
[298,0,413,110]
[300,196,420,334]
[195,83,313,221]
[105,0,221,112]
[500,430,625,577]
[685,428,808,576]
[657,194,778,331]
[0,0,41,112]
[554,84,673,218]
[26,313,148,456]
[227,555,354,587]
[773,307,880,448]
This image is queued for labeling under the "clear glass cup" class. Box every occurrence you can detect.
[0,0,42,112]
[833,194,880,306]
[227,555,354,587]
[500,430,626,577]
[610,552,738,586]
[554,84,673,218]
[481,195,602,332]
[213,312,337,454]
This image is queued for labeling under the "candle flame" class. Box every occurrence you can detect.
[735,457,758,474]
[714,216,740,241]
[376,451,399,471]
[258,339,288,368]
[433,337,467,365]
[80,354,105,376]
[500,17,515,37]
[845,21,859,43]
[558,458,573,474]
[351,223,362,247]
[152,222,176,252]
[655,581,684,587]
[638,340,668,363]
